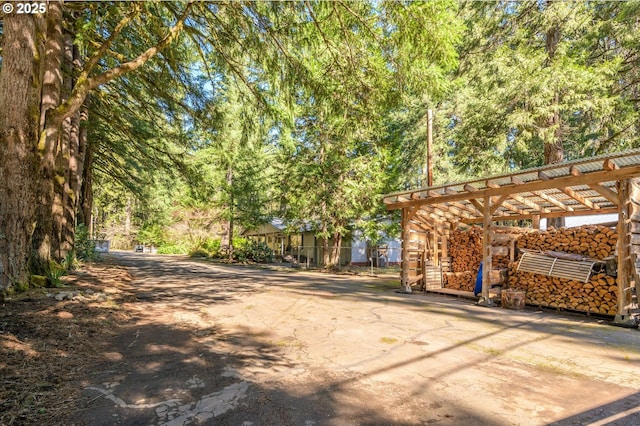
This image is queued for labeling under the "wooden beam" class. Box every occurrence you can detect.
[408,219,432,233]
[536,190,574,212]
[450,201,479,217]
[406,206,419,221]
[510,193,550,213]
[465,184,492,215]
[570,165,619,205]
[486,181,545,214]
[538,171,551,181]
[430,204,469,221]
[440,203,473,220]
[470,199,484,213]
[414,210,447,227]
[490,194,509,215]
[589,185,619,206]
[420,205,457,223]
[464,183,478,193]
[514,168,597,210]
[512,175,574,211]
[558,186,599,210]
[604,159,618,171]
[459,207,619,224]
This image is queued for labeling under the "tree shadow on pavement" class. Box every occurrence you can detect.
[548,391,640,426]
[70,318,500,426]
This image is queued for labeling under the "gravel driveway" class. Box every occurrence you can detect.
[73,252,640,425]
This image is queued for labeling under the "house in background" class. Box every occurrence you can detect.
[242,218,352,266]
[350,229,401,267]
[243,218,400,267]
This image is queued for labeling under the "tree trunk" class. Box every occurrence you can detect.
[330,232,342,268]
[31,2,64,270]
[60,33,80,257]
[80,133,94,231]
[0,14,43,290]
[125,196,133,236]
[322,235,330,269]
[543,16,564,166]
[221,167,234,260]
[62,109,81,255]
[544,10,565,230]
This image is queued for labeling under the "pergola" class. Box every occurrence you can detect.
[383,149,640,325]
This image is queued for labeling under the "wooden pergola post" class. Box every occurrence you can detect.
[532,214,541,230]
[441,230,448,260]
[615,179,635,326]
[401,208,412,293]
[479,195,493,305]
[433,227,439,266]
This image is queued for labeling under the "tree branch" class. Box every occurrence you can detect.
[83,3,142,77]
[52,2,193,124]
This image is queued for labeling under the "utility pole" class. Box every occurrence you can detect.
[426,109,433,187]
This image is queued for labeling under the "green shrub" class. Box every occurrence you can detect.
[157,244,189,255]
[75,223,98,260]
[232,238,273,263]
[201,238,221,257]
[46,261,67,288]
[61,251,80,271]
[137,223,167,246]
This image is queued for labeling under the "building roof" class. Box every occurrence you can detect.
[242,218,315,236]
[383,149,640,225]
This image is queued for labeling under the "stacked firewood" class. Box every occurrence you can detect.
[508,264,618,315]
[508,224,618,315]
[446,227,516,291]
[515,225,617,259]
[449,227,483,273]
[443,271,475,292]
[493,255,510,269]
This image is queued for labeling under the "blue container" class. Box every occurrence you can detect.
[474,262,483,296]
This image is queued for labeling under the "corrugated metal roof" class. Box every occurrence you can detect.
[383,149,640,223]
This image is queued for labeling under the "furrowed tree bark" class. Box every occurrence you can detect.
[322,234,330,268]
[0,14,43,290]
[60,34,82,257]
[220,166,235,260]
[543,3,565,229]
[79,128,93,231]
[32,1,64,271]
[330,231,342,268]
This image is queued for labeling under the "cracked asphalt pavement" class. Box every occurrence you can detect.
[73,252,640,425]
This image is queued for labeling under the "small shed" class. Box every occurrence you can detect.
[382,149,640,326]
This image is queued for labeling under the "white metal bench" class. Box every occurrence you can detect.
[516,252,599,283]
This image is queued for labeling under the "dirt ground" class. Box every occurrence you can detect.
[2,252,640,426]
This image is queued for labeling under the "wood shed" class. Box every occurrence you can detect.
[382,149,640,326]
